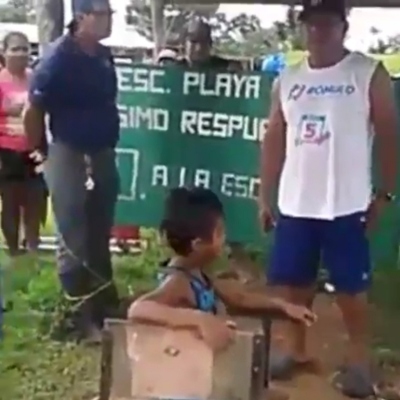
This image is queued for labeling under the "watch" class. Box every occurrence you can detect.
[374,189,396,202]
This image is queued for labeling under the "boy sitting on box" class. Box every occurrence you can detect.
[128,187,316,351]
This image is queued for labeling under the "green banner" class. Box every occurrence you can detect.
[115,65,273,243]
[114,65,400,268]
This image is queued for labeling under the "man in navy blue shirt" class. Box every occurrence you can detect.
[24,0,120,342]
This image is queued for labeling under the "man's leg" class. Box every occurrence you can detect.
[44,143,100,340]
[86,149,120,325]
[322,212,373,398]
[267,215,320,379]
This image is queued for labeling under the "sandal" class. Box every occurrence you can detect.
[269,351,321,380]
[331,364,376,398]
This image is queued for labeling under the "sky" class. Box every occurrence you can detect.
[104,1,400,52]
[10,0,400,51]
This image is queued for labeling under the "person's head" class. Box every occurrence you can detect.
[157,48,179,66]
[228,61,243,73]
[160,187,225,265]
[299,0,348,58]
[70,0,113,41]
[2,31,30,73]
[185,20,213,64]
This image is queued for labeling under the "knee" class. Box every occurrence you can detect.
[330,269,371,295]
[52,195,86,234]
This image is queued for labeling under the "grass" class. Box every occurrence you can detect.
[0,229,164,400]
[0,256,100,399]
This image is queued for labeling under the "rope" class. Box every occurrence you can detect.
[63,281,112,308]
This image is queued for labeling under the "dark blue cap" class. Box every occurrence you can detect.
[72,0,112,15]
[299,0,346,21]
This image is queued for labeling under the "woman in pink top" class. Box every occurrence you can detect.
[0,32,46,256]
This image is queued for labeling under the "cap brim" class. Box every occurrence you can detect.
[75,6,113,15]
[298,9,346,22]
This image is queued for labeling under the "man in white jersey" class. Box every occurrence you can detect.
[259,0,397,397]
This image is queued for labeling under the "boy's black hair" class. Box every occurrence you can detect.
[160,187,223,256]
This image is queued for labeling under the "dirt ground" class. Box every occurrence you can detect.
[269,294,349,400]
[229,253,352,399]
[228,252,400,400]
[267,294,400,400]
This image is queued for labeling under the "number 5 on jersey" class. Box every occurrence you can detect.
[297,114,326,144]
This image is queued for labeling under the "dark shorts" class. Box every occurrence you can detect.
[268,212,371,294]
[0,148,44,183]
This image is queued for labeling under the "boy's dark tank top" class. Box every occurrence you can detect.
[158,263,218,314]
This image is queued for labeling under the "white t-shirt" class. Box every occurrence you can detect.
[278,52,378,220]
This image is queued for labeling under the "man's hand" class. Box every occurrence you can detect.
[366,196,387,232]
[258,202,275,232]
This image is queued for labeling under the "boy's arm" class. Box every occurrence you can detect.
[127,275,204,330]
[213,278,316,325]
[214,278,288,312]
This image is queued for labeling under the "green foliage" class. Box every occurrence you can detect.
[127,2,304,58]
[0,0,34,23]
[0,231,164,400]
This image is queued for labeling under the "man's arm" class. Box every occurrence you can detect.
[23,55,59,149]
[259,78,286,207]
[370,63,397,194]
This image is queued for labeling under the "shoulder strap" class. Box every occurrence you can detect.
[163,267,217,313]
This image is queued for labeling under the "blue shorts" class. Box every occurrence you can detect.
[268,212,371,294]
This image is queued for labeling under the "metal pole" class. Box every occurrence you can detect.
[36,0,65,55]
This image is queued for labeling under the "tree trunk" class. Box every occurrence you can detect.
[150,0,165,57]
[36,0,64,55]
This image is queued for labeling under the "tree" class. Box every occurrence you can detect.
[211,6,306,57]
[270,7,303,51]
[368,27,393,54]
[126,0,211,46]
[210,13,278,57]
[0,0,35,23]
[126,0,273,56]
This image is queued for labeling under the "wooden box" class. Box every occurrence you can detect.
[100,318,266,400]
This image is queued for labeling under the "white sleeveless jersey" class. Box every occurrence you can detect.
[278,52,378,219]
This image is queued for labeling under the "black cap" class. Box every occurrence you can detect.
[299,0,347,21]
[186,19,212,43]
